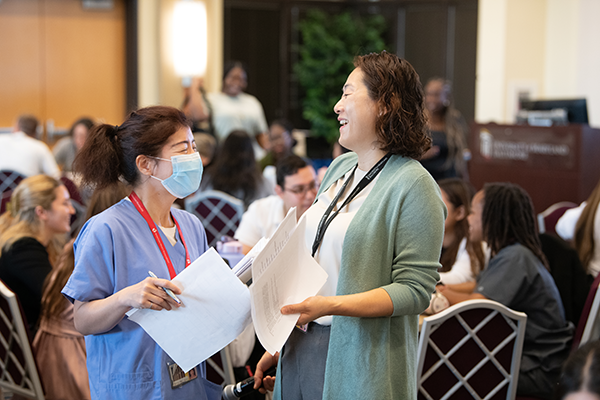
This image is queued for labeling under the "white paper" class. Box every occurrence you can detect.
[250,215,328,355]
[251,207,298,282]
[127,248,251,372]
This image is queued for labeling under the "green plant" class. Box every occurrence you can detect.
[295,9,388,144]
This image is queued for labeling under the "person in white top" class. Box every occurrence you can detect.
[437,178,487,285]
[556,180,600,277]
[182,61,269,159]
[254,51,445,400]
[235,155,318,254]
[0,115,60,178]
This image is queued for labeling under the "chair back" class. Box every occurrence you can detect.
[59,176,84,206]
[185,190,244,248]
[572,272,600,350]
[537,201,578,235]
[0,170,26,215]
[417,299,527,400]
[0,280,45,399]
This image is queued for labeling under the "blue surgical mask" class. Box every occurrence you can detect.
[150,152,203,198]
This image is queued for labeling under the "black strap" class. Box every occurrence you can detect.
[311,153,392,257]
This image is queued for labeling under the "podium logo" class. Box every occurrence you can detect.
[480,130,493,159]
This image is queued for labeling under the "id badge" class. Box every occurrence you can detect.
[167,360,198,389]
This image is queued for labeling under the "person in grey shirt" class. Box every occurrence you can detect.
[440,182,574,400]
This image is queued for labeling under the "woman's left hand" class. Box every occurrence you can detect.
[281,296,333,326]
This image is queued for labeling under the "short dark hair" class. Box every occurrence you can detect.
[17,114,39,137]
[223,61,247,82]
[69,117,95,137]
[276,155,309,188]
[353,51,430,159]
[482,182,548,269]
[556,340,600,399]
[73,106,189,189]
[270,119,294,134]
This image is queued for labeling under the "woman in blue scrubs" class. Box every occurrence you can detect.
[62,106,221,400]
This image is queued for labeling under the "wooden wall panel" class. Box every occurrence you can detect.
[0,0,125,134]
[43,0,126,127]
[0,0,44,127]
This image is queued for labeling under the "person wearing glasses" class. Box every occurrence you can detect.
[235,155,317,255]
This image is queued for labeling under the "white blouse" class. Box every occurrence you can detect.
[302,167,378,326]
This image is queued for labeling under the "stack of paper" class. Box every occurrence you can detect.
[127,207,328,371]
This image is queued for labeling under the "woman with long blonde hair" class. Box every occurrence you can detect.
[0,175,74,334]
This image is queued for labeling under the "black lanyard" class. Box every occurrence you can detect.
[311,153,392,257]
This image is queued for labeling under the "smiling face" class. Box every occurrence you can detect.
[151,126,197,181]
[40,185,75,235]
[333,68,379,154]
[468,190,485,243]
[275,165,318,218]
[222,66,247,97]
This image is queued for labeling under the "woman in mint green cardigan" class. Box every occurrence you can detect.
[254,51,446,400]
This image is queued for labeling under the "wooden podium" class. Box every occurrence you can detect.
[468,123,600,212]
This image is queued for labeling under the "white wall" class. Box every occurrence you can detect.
[476,0,600,127]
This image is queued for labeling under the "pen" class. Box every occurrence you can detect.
[147,271,182,305]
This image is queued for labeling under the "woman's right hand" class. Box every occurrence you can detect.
[253,351,279,393]
[73,277,182,335]
[119,277,182,311]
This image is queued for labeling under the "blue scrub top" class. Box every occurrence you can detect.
[63,199,221,400]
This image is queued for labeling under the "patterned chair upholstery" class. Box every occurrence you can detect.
[0,280,45,399]
[0,170,26,215]
[417,299,527,400]
[185,190,244,248]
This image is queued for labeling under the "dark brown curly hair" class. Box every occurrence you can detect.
[354,51,431,159]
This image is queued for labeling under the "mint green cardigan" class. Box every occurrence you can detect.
[274,152,445,400]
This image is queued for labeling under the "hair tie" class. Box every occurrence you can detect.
[106,125,119,141]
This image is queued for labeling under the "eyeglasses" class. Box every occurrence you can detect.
[284,181,318,196]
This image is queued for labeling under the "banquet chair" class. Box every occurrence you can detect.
[571,272,600,350]
[537,201,578,235]
[185,190,244,248]
[0,170,26,215]
[0,280,45,400]
[417,299,527,400]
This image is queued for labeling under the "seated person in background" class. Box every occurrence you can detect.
[235,155,317,254]
[0,175,74,335]
[259,119,296,171]
[556,179,600,277]
[438,178,487,285]
[200,130,274,209]
[33,182,129,400]
[34,242,90,400]
[0,114,60,178]
[555,340,600,400]
[439,182,574,400]
[53,117,94,173]
[194,132,217,167]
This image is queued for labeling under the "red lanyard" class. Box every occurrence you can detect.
[129,191,191,279]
